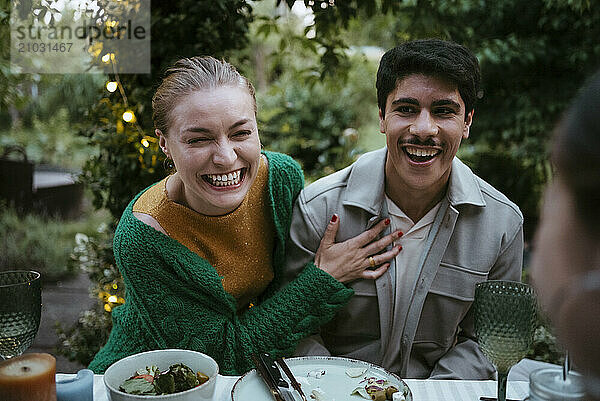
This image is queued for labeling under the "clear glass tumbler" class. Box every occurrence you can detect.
[527,367,585,401]
[0,270,42,359]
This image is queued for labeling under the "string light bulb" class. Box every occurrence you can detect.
[106,81,118,92]
[141,138,149,147]
[122,110,135,122]
[101,53,111,63]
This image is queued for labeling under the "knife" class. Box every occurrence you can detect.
[276,357,308,401]
[258,353,297,401]
[251,353,285,401]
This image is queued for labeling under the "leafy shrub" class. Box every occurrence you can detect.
[459,145,550,242]
[258,80,360,182]
[55,224,123,366]
[0,205,108,282]
[0,109,95,170]
[55,309,113,366]
[257,55,380,182]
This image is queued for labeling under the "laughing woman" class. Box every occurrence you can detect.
[88,56,401,375]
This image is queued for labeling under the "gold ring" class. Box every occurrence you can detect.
[368,256,376,268]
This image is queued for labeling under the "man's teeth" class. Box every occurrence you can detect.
[405,147,438,157]
[206,170,241,186]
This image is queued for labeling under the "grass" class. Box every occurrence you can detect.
[0,200,111,283]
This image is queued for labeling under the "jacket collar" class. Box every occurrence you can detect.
[446,156,486,207]
[343,147,486,214]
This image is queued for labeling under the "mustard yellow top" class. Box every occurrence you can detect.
[132,157,274,309]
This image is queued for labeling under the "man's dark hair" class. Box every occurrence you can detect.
[376,39,481,120]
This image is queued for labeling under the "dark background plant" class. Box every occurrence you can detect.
[0,203,109,282]
[257,70,364,181]
[55,224,122,364]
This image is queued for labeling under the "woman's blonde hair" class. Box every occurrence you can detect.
[152,56,256,135]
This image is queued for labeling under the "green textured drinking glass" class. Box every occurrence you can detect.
[473,280,537,401]
[0,270,42,359]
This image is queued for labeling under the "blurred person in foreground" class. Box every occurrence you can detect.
[531,71,600,399]
[283,39,524,379]
[88,56,401,374]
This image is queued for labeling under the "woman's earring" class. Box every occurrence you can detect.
[163,157,175,172]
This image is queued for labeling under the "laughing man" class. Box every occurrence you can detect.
[283,39,523,379]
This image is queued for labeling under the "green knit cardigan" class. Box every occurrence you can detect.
[88,151,353,375]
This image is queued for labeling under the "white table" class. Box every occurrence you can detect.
[57,373,530,401]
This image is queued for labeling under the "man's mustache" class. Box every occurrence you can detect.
[400,137,442,147]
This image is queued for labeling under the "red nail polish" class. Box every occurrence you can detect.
[331,214,338,223]
[384,218,390,225]
[397,245,403,251]
[397,231,404,238]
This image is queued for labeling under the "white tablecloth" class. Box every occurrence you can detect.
[57,373,530,401]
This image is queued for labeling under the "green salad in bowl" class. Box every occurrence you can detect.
[120,363,210,396]
[103,349,219,401]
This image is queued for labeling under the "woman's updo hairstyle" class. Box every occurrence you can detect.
[152,56,256,136]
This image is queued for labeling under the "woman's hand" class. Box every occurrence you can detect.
[315,214,403,283]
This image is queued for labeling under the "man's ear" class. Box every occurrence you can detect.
[463,109,474,139]
[379,109,386,134]
[156,129,169,157]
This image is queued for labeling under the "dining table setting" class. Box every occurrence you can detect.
[60,371,531,401]
[0,270,587,401]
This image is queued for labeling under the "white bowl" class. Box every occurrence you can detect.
[103,349,219,401]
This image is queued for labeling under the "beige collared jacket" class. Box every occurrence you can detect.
[283,147,523,379]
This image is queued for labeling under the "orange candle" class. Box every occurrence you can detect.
[0,353,56,401]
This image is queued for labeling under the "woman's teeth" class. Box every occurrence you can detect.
[205,170,242,186]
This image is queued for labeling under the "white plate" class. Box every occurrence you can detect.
[231,356,413,401]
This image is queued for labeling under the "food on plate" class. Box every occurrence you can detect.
[385,386,399,398]
[307,369,327,379]
[371,390,388,401]
[351,377,403,400]
[392,391,406,401]
[119,363,209,395]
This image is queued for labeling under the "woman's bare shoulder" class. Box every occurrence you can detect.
[132,212,167,235]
